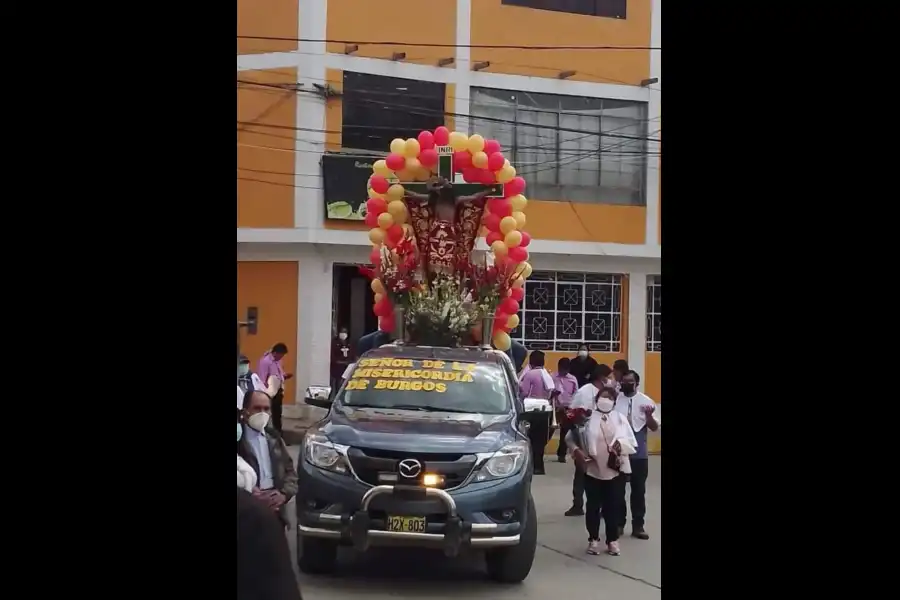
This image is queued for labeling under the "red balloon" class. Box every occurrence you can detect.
[487,152,505,171]
[374,297,393,318]
[462,167,479,183]
[486,197,512,218]
[366,197,387,215]
[386,153,406,171]
[484,213,501,232]
[365,211,379,227]
[494,254,509,268]
[453,150,472,171]
[379,314,395,333]
[486,231,503,246]
[493,312,508,333]
[369,246,381,264]
[419,148,438,168]
[386,224,404,244]
[504,176,526,197]
[519,231,532,248]
[484,139,501,155]
[508,246,528,263]
[479,169,496,184]
[433,126,450,146]
[370,175,389,194]
[510,287,525,301]
[501,297,520,315]
[417,130,435,150]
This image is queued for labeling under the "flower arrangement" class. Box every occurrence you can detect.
[460,253,527,317]
[405,275,479,347]
[374,237,419,307]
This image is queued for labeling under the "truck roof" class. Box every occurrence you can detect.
[362,344,509,367]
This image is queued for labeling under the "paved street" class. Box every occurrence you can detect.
[283,446,661,600]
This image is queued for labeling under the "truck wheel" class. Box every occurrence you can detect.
[297,534,338,574]
[485,496,537,583]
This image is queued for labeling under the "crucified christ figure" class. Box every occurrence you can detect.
[403,176,491,278]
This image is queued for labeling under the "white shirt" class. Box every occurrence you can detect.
[570,383,600,412]
[615,391,660,432]
[236,374,266,409]
[237,454,257,492]
[243,426,274,489]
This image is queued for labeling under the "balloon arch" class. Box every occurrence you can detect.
[360,126,533,351]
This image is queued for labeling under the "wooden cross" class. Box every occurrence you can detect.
[394,145,504,198]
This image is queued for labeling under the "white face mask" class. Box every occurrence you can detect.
[577,350,587,358]
[596,397,615,413]
[238,364,250,376]
[247,412,270,432]
[338,332,348,341]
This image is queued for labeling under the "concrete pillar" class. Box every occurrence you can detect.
[626,271,648,379]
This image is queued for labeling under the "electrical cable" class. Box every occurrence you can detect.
[237,35,660,51]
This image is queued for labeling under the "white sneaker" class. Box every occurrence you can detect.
[587,540,602,555]
[607,541,620,556]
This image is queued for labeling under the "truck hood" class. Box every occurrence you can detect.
[317,406,515,454]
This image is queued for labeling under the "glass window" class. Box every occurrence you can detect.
[501,0,627,20]
[646,275,661,352]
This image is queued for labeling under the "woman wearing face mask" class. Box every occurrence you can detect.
[237,409,258,493]
[569,344,598,389]
[567,386,636,556]
[331,326,357,397]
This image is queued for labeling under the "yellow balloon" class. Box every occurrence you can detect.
[499,216,518,235]
[506,313,520,329]
[404,138,421,159]
[509,194,527,211]
[467,134,485,154]
[368,188,385,200]
[521,262,533,278]
[449,131,468,151]
[511,276,525,288]
[371,278,385,294]
[513,211,527,229]
[491,240,508,256]
[369,229,385,245]
[497,164,516,184]
[405,157,422,172]
[377,211,395,229]
[373,159,392,177]
[492,330,511,351]
[502,159,510,169]
[414,166,432,181]
[387,184,405,200]
[394,168,413,182]
[471,151,488,169]
[390,138,405,154]
[504,230,523,248]
[387,200,408,224]
[374,293,385,304]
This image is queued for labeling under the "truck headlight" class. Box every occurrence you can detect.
[303,433,350,475]
[474,441,529,482]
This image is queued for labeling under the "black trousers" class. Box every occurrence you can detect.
[528,413,551,472]
[271,389,284,434]
[572,461,585,509]
[620,458,649,529]
[584,474,625,543]
[557,415,573,459]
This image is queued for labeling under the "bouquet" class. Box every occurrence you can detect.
[459,254,527,318]
[373,237,419,307]
[565,407,592,469]
[406,275,479,347]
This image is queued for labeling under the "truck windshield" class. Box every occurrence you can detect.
[338,357,510,414]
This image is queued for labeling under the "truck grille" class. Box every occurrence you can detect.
[347,447,477,489]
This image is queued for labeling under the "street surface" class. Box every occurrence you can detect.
[283,446,661,600]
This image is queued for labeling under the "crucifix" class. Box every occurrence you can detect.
[396,146,504,278]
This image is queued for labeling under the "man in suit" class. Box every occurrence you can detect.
[237,488,303,600]
[238,389,299,527]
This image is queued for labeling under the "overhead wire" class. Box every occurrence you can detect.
[237,35,660,51]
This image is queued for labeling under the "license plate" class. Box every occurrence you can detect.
[386,515,426,533]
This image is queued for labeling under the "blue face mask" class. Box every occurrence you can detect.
[236,423,243,441]
[238,364,250,376]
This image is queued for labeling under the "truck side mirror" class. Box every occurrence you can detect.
[305,386,332,409]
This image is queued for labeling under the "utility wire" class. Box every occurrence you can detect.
[237,35,660,51]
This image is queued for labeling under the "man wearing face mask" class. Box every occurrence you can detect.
[257,343,293,435]
[614,370,659,540]
[612,359,629,389]
[237,355,266,409]
[569,344,598,389]
[238,390,299,528]
[330,326,356,396]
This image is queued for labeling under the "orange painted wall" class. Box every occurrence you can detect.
[526,201,645,245]
[470,0,651,85]
[238,261,300,404]
[237,0,299,55]
[326,0,456,66]
[237,68,297,229]
[644,351,661,453]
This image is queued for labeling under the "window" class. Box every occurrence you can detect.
[470,88,647,205]
[508,271,622,352]
[501,0,627,20]
[646,275,661,352]
[341,72,446,153]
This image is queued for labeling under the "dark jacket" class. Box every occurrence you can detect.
[238,426,299,527]
[508,340,527,372]
[569,355,598,388]
[237,488,302,600]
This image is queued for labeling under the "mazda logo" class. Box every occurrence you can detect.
[398,459,422,478]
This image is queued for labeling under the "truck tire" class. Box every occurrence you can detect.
[485,496,538,583]
[296,534,338,574]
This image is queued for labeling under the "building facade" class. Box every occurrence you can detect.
[237,0,662,444]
